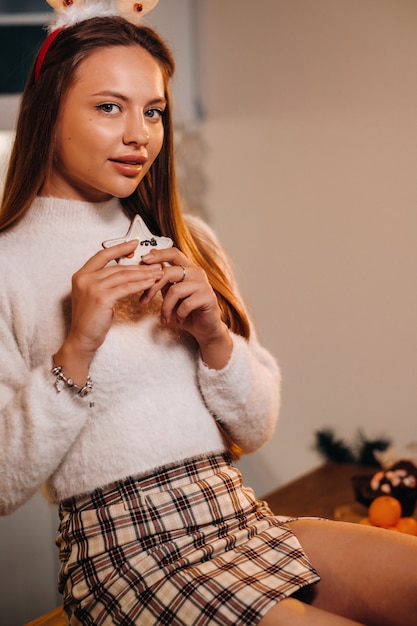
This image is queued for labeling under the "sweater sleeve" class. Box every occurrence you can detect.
[197,328,281,453]
[0,305,90,516]
[188,214,282,453]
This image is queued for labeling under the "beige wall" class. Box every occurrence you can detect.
[198,0,417,495]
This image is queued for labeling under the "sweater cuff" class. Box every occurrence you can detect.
[197,332,252,406]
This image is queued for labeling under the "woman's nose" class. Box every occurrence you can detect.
[123,115,149,146]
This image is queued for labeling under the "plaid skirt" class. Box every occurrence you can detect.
[57,453,320,625]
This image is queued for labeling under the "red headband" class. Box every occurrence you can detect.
[34,28,64,83]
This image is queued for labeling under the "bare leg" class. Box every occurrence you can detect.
[259,597,365,625]
[285,518,417,626]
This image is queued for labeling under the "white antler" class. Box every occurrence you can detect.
[45,0,159,31]
[46,0,85,8]
[118,1,159,22]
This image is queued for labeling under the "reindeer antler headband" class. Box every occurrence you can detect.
[34,0,159,82]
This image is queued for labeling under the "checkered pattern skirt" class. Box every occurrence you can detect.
[57,453,320,625]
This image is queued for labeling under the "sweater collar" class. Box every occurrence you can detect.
[20,195,126,233]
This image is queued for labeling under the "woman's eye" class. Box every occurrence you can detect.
[96,103,121,114]
[145,108,164,121]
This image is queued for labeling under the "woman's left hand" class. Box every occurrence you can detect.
[141,248,232,369]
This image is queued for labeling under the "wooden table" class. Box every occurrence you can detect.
[264,462,374,520]
[26,606,67,626]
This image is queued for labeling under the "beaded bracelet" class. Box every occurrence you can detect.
[51,364,94,407]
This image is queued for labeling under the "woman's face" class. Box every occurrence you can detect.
[43,45,166,202]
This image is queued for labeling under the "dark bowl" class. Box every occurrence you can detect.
[351,461,417,517]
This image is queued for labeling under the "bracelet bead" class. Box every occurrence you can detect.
[51,364,94,407]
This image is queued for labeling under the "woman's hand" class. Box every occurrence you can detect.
[141,248,233,369]
[54,240,163,384]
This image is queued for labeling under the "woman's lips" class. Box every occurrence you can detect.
[109,156,146,177]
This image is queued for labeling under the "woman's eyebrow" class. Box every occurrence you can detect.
[92,90,166,106]
[92,90,129,100]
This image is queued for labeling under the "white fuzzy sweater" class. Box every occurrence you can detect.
[0,197,281,515]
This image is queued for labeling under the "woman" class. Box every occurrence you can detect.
[0,8,416,626]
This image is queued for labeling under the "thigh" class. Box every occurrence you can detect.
[259,597,365,626]
[287,518,417,626]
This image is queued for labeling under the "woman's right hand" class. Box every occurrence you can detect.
[53,239,163,384]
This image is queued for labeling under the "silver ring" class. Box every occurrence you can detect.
[178,264,186,283]
[171,264,187,285]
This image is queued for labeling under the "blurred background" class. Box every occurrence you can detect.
[1,1,416,623]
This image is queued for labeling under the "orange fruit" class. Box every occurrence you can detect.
[368,495,402,528]
[395,517,417,536]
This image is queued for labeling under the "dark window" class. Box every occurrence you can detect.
[0,4,52,93]
[0,24,46,93]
